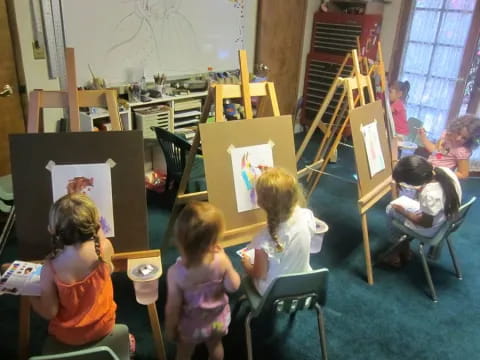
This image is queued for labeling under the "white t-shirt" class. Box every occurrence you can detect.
[250,206,316,295]
[405,167,462,237]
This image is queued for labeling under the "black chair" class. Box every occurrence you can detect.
[151,127,205,201]
[391,196,476,302]
[241,269,329,360]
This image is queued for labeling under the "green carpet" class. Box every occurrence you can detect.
[1,131,479,359]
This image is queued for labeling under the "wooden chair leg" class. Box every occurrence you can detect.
[147,303,167,360]
[315,303,328,360]
[19,296,31,360]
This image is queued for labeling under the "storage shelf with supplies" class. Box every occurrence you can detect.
[134,105,173,139]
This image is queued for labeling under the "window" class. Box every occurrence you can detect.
[398,0,476,140]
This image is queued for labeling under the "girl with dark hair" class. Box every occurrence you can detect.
[418,114,480,179]
[383,155,462,267]
[389,80,410,137]
[29,193,117,345]
[240,168,317,295]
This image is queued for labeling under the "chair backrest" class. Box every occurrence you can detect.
[407,117,423,143]
[28,346,120,360]
[449,196,476,235]
[152,127,192,189]
[253,268,329,317]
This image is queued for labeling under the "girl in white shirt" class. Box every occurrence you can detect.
[384,155,461,267]
[240,168,317,295]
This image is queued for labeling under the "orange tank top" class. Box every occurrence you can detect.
[48,259,117,345]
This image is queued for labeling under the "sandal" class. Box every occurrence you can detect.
[379,252,404,269]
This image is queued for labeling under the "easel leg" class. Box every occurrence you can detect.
[19,297,31,360]
[361,213,374,285]
[147,303,167,360]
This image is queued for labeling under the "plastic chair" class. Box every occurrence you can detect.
[242,269,329,360]
[28,346,119,360]
[0,174,15,256]
[391,197,476,302]
[151,127,205,197]
[406,117,423,144]
[36,324,130,360]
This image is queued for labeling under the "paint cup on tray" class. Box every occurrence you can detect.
[311,218,328,254]
[127,257,162,305]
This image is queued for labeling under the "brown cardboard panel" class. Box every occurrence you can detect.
[9,131,149,260]
[350,100,393,197]
[199,115,297,231]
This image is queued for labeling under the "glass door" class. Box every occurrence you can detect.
[398,0,477,140]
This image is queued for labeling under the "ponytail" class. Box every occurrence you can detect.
[392,80,410,101]
[433,167,460,219]
[267,212,284,252]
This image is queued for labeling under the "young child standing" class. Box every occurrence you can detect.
[29,193,117,346]
[389,80,410,138]
[241,167,317,295]
[165,202,240,360]
[383,155,461,267]
[418,114,480,179]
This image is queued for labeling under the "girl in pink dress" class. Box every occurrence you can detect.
[165,202,240,360]
[389,80,410,138]
[419,114,480,179]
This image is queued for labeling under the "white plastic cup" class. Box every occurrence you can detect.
[311,218,328,254]
[130,263,160,305]
[133,278,159,305]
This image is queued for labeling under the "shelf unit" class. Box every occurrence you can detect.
[79,110,131,131]
[79,91,208,135]
[134,105,173,139]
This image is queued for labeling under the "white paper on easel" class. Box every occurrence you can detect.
[361,120,385,177]
[229,143,274,212]
[51,163,115,237]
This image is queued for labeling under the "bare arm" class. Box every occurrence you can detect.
[100,233,115,273]
[221,252,240,293]
[165,266,182,342]
[455,159,469,179]
[29,262,59,320]
[418,128,436,153]
[241,249,268,280]
[391,204,434,228]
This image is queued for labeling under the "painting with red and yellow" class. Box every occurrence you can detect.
[51,163,115,237]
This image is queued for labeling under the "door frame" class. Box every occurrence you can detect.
[448,0,480,120]
[254,0,308,115]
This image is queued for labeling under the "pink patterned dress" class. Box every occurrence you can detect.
[175,255,231,344]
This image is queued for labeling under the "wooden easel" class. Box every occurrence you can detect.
[28,48,122,133]
[297,42,393,194]
[18,250,167,360]
[298,49,393,285]
[163,50,281,247]
[17,48,166,360]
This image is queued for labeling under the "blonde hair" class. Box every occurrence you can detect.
[48,193,102,260]
[255,168,304,252]
[175,201,225,267]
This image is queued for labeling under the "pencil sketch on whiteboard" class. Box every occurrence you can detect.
[62,0,249,85]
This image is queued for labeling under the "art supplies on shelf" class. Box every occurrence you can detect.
[0,261,42,296]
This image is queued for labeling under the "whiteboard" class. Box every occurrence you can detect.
[61,0,257,86]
